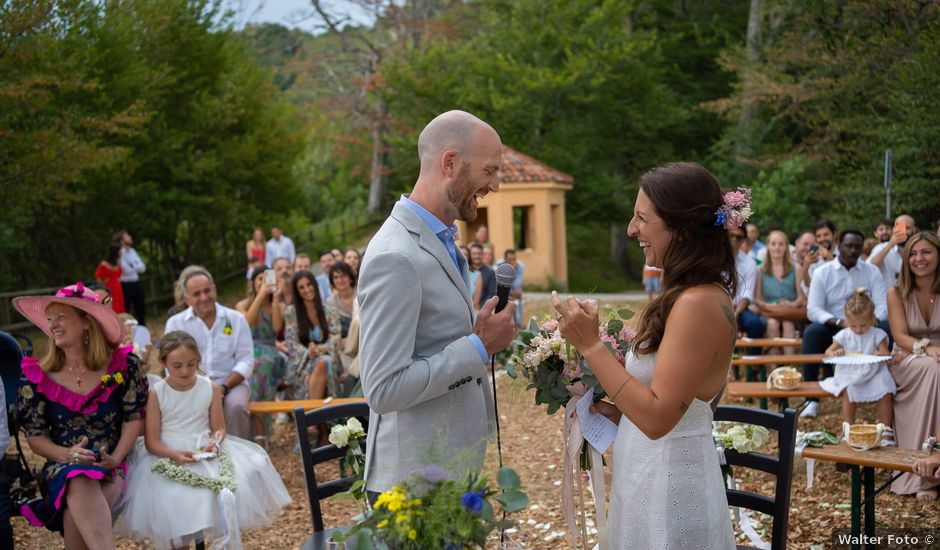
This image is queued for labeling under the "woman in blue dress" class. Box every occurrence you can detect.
[13,282,148,549]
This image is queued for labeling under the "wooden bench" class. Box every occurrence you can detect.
[731,353,824,366]
[735,337,802,349]
[726,381,830,411]
[248,397,367,415]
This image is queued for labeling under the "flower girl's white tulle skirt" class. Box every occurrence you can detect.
[116,434,291,549]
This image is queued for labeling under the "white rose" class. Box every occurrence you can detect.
[329,425,350,448]
[346,417,365,438]
[750,426,770,448]
[731,435,752,453]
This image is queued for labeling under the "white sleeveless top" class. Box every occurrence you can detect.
[607,351,735,549]
[153,375,213,448]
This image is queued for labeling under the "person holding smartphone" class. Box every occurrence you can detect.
[868,214,917,288]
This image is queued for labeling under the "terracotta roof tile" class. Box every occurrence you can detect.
[500,146,574,185]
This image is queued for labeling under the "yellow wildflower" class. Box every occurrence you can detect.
[100,374,111,383]
[376,519,388,529]
[114,372,124,384]
[395,513,409,524]
[408,529,417,540]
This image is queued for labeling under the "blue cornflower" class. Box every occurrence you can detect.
[460,490,485,515]
[714,209,726,228]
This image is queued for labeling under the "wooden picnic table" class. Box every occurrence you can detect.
[726,381,829,411]
[800,443,930,550]
[731,353,824,366]
[248,397,366,415]
[735,337,803,348]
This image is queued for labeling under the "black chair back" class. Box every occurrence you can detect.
[0,332,30,419]
[714,404,798,550]
[294,402,370,533]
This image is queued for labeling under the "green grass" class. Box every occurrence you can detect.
[565,223,643,293]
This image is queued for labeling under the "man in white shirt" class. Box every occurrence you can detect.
[316,250,334,304]
[265,226,296,267]
[165,266,254,438]
[117,231,147,324]
[800,229,891,417]
[867,214,916,289]
[729,227,763,343]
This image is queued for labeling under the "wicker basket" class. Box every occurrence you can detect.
[767,367,802,391]
[844,423,883,451]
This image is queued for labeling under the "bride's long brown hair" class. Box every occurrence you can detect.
[633,163,738,355]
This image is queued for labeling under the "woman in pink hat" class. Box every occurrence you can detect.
[12,282,148,548]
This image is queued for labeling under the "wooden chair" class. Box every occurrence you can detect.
[715,404,799,550]
[294,402,370,550]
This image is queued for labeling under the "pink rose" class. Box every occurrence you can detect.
[540,319,559,332]
[620,326,638,342]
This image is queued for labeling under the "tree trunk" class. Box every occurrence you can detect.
[610,223,635,278]
[367,95,390,216]
[734,0,762,162]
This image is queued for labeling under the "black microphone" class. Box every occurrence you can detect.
[495,263,516,314]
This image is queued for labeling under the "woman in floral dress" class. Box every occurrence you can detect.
[12,282,147,548]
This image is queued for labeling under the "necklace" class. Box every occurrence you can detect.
[66,363,88,387]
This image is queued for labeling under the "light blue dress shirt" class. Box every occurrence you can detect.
[401,195,488,363]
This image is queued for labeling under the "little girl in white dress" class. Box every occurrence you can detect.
[116,331,291,549]
[820,289,896,443]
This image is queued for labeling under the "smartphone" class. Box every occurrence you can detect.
[895,219,907,236]
[810,244,819,253]
[264,269,277,286]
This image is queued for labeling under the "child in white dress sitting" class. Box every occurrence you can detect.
[821,289,896,445]
[116,331,291,549]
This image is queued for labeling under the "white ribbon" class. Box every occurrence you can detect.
[716,446,770,550]
[210,488,242,550]
[561,382,609,549]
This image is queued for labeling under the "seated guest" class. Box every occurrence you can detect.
[118,313,152,366]
[165,266,253,439]
[887,231,940,500]
[116,331,291,548]
[344,248,362,276]
[316,250,335,304]
[469,243,496,308]
[746,223,765,262]
[728,226,762,342]
[754,230,805,354]
[0,377,8,548]
[12,282,147,546]
[326,262,359,396]
[874,218,893,243]
[802,219,838,289]
[293,253,312,273]
[862,238,878,262]
[801,229,889,418]
[236,267,285,448]
[793,231,816,267]
[271,256,294,307]
[282,271,331,401]
[868,214,917,288]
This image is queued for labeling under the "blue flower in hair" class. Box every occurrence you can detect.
[714,210,727,228]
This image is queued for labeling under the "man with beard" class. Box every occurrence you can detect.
[867,214,917,288]
[801,219,838,288]
[799,229,890,417]
[874,218,893,243]
[357,110,517,497]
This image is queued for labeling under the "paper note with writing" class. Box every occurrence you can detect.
[576,387,619,453]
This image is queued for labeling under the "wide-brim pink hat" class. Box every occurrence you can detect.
[13,282,123,346]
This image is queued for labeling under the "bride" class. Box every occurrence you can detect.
[553,162,741,549]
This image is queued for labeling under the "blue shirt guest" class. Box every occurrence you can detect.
[12,282,148,548]
[800,229,890,417]
[358,110,517,494]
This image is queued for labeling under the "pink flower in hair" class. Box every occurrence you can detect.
[714,187,753,231]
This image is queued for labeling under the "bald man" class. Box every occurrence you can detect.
[358,110,517,494]
[867,214,916,288]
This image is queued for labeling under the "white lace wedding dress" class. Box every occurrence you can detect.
[607,351,735,549]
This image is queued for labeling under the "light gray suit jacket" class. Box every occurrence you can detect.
[358,200,495,492]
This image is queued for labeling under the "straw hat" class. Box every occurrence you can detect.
[13,282,123,346]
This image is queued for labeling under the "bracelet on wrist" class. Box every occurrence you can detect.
[912,338,931,356]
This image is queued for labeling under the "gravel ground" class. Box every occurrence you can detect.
[11,295,938,548]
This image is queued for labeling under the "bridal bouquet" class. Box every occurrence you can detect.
[506,305,636,415]
[334,466,527,549]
